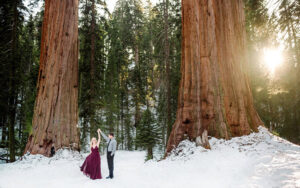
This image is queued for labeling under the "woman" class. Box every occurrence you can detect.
[80,129,102,180]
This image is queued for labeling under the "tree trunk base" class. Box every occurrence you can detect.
[195,130,210,149]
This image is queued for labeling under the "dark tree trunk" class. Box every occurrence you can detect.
[89,0,96,137]
[24,0,80,156]
[1,117,7,145]
[147,146,153,160]
[164,0,172,142]
[166,0,263,153]
[134,46,140,150]
[8,1,18,162]
[125,92,132,150]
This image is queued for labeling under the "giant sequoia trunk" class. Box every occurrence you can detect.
[166,0,263,153]
[24,0,80,156]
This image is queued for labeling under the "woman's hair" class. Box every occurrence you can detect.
[90,137,97,148]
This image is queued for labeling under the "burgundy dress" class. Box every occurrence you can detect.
[80,146,102,180]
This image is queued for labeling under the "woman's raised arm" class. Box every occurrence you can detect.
[97,129,101,147]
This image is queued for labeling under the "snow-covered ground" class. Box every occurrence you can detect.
[0,127,299,188]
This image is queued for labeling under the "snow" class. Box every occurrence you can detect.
[0,126,299,188]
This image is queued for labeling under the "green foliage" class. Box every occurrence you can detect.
[17,14,40,153]
[136,109,160,160]
[151,0,181,148]
[0,0,40,160]
[78,0,108,147]
[245,0,300,144]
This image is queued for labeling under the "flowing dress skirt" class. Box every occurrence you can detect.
[80,146,102,180]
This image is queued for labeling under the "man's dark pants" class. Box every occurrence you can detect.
[107,151,114,178]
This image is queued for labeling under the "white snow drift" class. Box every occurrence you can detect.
[0,127,299,188]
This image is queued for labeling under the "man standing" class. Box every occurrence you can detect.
[99,129,117,179]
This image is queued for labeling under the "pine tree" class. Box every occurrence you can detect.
[17,14,40,154]
[78,0,108,150]
[0,0,27,162]
[150,0,181,148]
[136,108,160,160]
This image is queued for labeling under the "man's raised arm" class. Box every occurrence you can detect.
[100,130,109,142]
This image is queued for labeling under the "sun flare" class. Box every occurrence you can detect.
[263,48,283,73]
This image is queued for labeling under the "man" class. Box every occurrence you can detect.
[99,129,117,179]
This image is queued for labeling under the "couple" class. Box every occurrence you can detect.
[80,129,117,180]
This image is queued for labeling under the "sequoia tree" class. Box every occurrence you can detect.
[24,0,80,156]
[166,0,263,153]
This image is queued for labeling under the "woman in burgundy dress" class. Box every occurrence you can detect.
[80,129,102,180]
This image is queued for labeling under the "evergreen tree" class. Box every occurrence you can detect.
[245,0,300,144]
[17,15,40,154]
[78,0,108,150]
[0,0,29,161]
[150,0,181,148]
[136,108,160,160]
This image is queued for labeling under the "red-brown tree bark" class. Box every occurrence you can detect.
[24,0,80,156]
[166,0,263,153]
